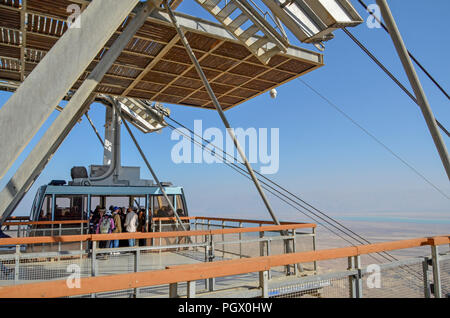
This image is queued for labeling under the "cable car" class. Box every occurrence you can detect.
[30,180,189,225]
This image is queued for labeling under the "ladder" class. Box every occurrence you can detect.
[195,0,289,64]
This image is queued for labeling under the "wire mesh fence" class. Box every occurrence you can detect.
[270,275,351,298]
[2,223,88,239]
[0,219,448,298]
[0,252,89,286]
[440,256,450,298]
[362,261,425,298]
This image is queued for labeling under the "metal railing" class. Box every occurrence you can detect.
[0,218,316,296]
[2,220,88,238]
[0,233,448,298]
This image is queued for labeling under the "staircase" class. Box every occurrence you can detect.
[195,0,289,64]
[115,97,169,133]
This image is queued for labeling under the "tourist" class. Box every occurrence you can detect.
[111,207,122,251]
[124,207,138,247]
[96,209,115,249]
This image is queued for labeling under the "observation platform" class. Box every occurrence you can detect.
[0,0,323,110]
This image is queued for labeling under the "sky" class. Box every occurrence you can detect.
[0,0,449,223]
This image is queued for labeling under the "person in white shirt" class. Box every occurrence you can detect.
[124,207,138,247]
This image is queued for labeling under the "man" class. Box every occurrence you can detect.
[124,207,138,247]
[111,207,122,252]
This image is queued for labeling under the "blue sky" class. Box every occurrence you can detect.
[0,0,449,222]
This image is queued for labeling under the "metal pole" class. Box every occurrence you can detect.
[422,257,431,298]
[164,3,284,227]
[85,112,105,147]
[431,245,442,298]
[377,0,450,180]
[112,99,187,232]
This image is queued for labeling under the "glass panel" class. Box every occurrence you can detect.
[105,196,130,211]
[175,195,186,217]
[152,195,174,217]
[54,195,84,221]
[38,195,52,221]
[91,196,101,211]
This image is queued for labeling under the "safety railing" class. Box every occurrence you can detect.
[0,235,447,298]
[2,220,89,239]
[0,219,316,294]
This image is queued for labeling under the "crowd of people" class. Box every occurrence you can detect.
[89,205,148,252]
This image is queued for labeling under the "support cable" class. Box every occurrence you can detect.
[357,0,449,100]
[164,2,285,231]
[300,78,450,201]
[164,118,425,281]
[342,28,449,138]
[84,112,105,147]
[111,99,188,232]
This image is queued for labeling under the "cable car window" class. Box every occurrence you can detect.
[175,195,187,217]
[153,195,175,217]
[38,195,52,221]
[105,196,130,210]
[54,195,85,221]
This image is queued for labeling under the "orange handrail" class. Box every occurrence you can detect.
[0,235,447,298]
[0,223,316,246]
[3,216,306,227]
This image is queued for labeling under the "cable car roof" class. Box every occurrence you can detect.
[41,184,185,196]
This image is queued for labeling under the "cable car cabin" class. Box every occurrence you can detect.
[28,181,190,244]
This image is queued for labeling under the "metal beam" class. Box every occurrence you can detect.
[0,2,155,223]
[0,0,141,179]
[115,98,188,232]
[165,3,283,227]
[376,0,450,181]
[19,0,27,82]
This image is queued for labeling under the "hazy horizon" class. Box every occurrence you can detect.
[0,0,448,230]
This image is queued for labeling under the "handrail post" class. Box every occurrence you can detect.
[259,225,265,257]
[222,220,225,259]
[292,229,302,275]
[355,255,363,298]
[204,234,209,290]
[194,218,198,251]
[91,240,97,298]
[348,256,356,298]
[239,222,243,259]
[14,245,20,283]
[348,255,363,298]
[58,224,62,261]
[431,245,442,298]
[80,222,84,259]
[187,281,196,298]
[169,282,178,298]
[159,219,162,253]
[91,241,97,276]
[312,227,317,273]
[208,234,215,292]
[422,257,432,298]
[134,249,140,298]
[259,270,269,298]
